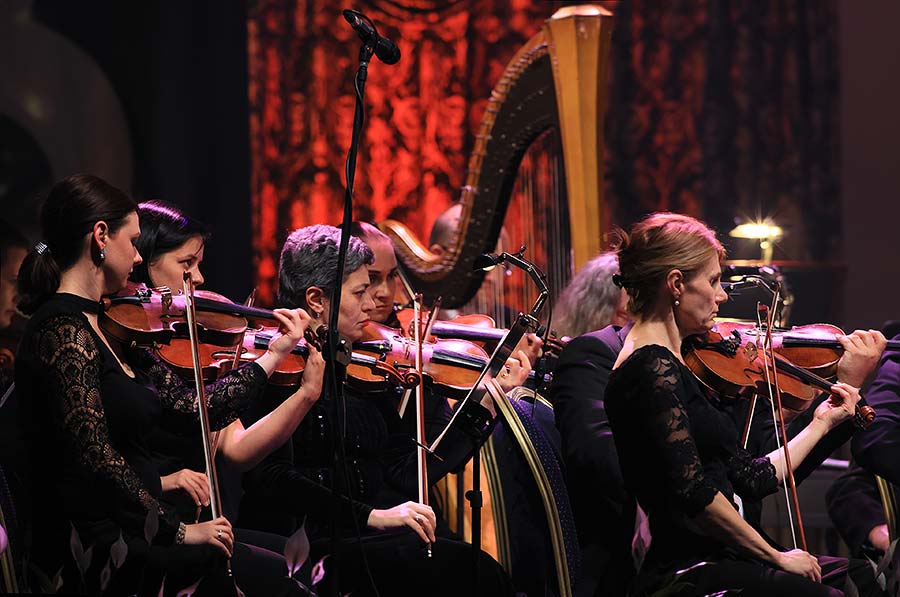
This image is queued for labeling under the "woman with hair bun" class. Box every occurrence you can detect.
[604,212,867,596]
[15,175,312,595]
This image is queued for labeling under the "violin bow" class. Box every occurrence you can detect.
[412,294,433,557]
[182,273,234,574]
[210,288,258,459]
[754,291,808,552]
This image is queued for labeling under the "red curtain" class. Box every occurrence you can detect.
[249,0,839,304]
[248,0,559,302]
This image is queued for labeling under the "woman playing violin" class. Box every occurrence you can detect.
[239,224,512,596]
[132,201,325,504]
[351,220,535,389]
[15,176,312,595]
[604,212,875,596]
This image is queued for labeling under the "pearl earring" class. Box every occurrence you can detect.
[99,247,106,262]
[674,299,680,307]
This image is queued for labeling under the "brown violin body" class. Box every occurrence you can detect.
[356,322,491,399]
[101,285,248,347]
[685,323,875,428]
[157,326,417,393]
[386,309,568,358]
[714,321,844,379]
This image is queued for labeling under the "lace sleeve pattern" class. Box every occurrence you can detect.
[636,350,718,517]
[727,447,778,500]
[131,348,266,431]
[34,313,183,544]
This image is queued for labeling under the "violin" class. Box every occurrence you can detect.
[100,284,277,347]
[685,323,876,428]
[156,327,419,393]
[715,321,900,379]
[389,308,503,346]
[391,307,567,360]
[355,321,492,399]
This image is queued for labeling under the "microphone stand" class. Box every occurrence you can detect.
[326,37,375,594]
[429,249,549,594]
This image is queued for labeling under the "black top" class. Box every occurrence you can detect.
[605,345,779,585]
[240,377,480,539]
[239,385,402,537]
[15,293,265,568]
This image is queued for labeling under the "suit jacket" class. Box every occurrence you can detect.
[551,324,633,597]
[826,464,887,556]
[852,333,900,485]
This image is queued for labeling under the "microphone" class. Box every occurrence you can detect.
[473,253,503,271]
[342,10,401,65]
[721,279,761,295]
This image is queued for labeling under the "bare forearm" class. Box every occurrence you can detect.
[766,419,828,484]
[693,493,780,563]
[219,389,318,471]
[251,351,281,378]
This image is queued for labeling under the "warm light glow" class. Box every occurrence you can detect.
[729,221,783,240]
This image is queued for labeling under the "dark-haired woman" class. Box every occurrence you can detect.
[240,224,513,596]
[604,212,872,596]
[130,200,325,538]
[15,175,312,595]
[0,219,29,590]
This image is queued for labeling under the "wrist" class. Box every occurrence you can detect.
[291,385,319,403]
[254,351,279,377]
[764,548,783,567]
[808,416,833,435]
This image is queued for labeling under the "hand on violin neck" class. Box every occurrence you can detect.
[296,342,325,400]
[255,308,314,377]
[836,329,888,387]
[514,333,543,363]
[813,382,862,431]
[498,349,531,392]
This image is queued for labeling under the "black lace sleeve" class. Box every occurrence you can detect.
[131,348,266,431]
[634,350,718,517]
[727,447,778,500]
[34,314,184,544]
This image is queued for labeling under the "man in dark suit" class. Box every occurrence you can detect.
[552,323,885,596]
[852,333,900,485]
[551,323,633,597]
[828,333,900,558]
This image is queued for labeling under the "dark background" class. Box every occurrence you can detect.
[1,0,897,329]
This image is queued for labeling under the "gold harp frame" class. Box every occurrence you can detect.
[380,5,614,308]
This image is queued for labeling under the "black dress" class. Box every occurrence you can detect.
[605,345,841,597]
[239,381,513,596]
[15,293,271,595]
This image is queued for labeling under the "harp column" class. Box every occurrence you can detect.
[544,6,614,271]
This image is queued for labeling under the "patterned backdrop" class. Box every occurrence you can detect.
[248,0,839,304]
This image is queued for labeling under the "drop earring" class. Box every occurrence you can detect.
[674,299,680,307]
[99,247,106,262]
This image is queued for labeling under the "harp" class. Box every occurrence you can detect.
[392,6,615,596]
[380,5,614,327]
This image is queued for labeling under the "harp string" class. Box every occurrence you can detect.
[462,128,569,329]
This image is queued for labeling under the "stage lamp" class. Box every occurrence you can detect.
[729,220,783,264]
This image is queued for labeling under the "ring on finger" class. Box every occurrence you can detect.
[415,515,423,524]
[216,529,223,540]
